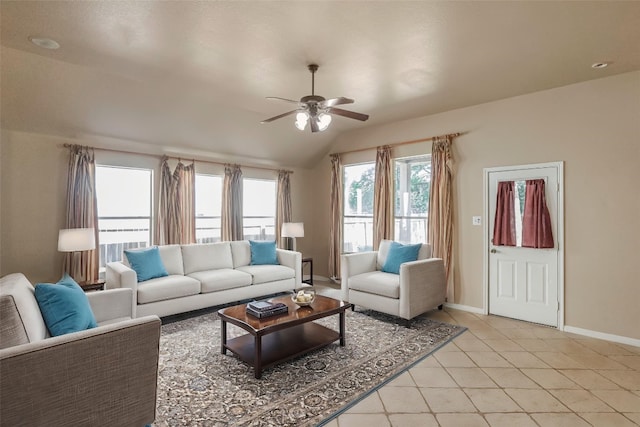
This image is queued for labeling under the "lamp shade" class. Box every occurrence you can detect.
[58,228,96,252]
[281,222,304,238]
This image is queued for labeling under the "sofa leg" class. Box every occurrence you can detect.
[351,304,355,311]
[438,304,443,311]
[404,319,411,328]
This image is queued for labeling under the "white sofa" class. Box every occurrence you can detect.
[0,273,160,426]
[341,240,446,321]
[106,241,302,318]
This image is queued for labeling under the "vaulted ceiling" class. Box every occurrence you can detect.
[1,1,639,167]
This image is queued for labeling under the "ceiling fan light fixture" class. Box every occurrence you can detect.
[295,111,309,131]
[317,113,332,131]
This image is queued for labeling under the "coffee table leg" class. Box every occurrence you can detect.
[221,319,227,355]
[254,335,262,379]
[339,310,346,346]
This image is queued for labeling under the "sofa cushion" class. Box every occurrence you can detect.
[188,269,252,293]
[0,273,48,343]
[236,265,295,285]
[137,275,201,304]
[34,274,98,337]
[249,240,279,265]
[158,245,184,275]
[377,240,432,270]
[230,240,251,268]
[181,242,233,274]
[348,271,400,299]
[0,295,30,349]
[124,246,169,282]
[382,242,422,274]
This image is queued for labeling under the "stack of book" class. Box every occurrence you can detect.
[246,300,288,318]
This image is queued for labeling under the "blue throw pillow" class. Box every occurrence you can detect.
[35,273,98,337]
[124,246,168,282]
[381,242,423,274]
[249,240,279,265]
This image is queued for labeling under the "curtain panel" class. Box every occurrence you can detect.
[427,135,454,300]
[64,145,100,283]
[276,170,292,249]
[155,157,196,245]
[221,164,243,241]
[492,181,517,246]
[373,145,394,250]
[329,154,343,279]
[522,179,554,248]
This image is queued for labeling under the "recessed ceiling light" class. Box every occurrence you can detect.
[591,62,608,69]
[29,36,60,50]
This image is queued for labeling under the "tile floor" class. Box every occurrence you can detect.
[322,306,640,427]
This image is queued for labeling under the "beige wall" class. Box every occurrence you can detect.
[316,71,639,340]
[2,71,638,341]
[0,133,69,282]
[0,132,316,284]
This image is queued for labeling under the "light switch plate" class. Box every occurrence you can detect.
[472,216,482,226]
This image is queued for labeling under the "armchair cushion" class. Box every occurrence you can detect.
[381,242,422,274]
[348,271,400,299]
[124,246,169,282]
[34,274,98,337]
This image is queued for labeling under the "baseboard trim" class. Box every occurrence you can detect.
[563,325,640,348]
[444,302,485,315]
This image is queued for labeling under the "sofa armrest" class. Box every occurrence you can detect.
[399,258,447,319]
[0,316,161,427]
[106,261,137,293]
[276,249,302,286]
[340,251,378,301]
[87,288,135,322]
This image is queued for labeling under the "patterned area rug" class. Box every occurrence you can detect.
[154,308,466,426]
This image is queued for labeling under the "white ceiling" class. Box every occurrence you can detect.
[1,1,639,167]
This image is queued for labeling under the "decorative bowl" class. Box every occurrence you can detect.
[292,288,316,306]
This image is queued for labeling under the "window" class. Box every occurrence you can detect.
[394,155,430,244]
[243,178,276,241]
[96,166,153,273]
[343,162,375,252]
[195,174,222,243]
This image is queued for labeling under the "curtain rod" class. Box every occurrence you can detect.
[62,144,293,174]
[330,132,463,156]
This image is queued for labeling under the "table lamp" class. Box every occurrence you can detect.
[58,227,96,282]
[281,222,304,252]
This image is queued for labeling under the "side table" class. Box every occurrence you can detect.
[79,280,105,292]
[302,257,313,286]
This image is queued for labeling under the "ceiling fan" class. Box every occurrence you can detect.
[261,64,369,132]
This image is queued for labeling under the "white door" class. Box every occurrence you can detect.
[486,163,563,327]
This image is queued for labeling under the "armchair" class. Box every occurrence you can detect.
[0,273,161,427]
[341,240,446,322]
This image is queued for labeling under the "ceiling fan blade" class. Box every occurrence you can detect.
[266,97,301,105]
[320,97,354,108]
[328,107,369,122]
[261,110,298,124]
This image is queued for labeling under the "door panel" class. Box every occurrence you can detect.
[488,165,560,327]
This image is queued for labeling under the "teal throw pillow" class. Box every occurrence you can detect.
[249,240,279,265]
[35,273,98,337]
[381,242,422,274]
[124,246,168,282]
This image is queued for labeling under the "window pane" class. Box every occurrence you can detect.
[195,174,222,243]
[343,163,375,252]
[243,178,276,241]
[394,156,430,244]
[96,166,153,274]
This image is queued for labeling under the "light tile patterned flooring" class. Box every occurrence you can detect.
[323,307,640,427]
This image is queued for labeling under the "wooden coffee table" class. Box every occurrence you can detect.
[218,294,352,379]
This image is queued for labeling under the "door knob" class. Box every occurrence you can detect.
[490,249,497,253]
